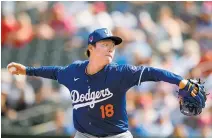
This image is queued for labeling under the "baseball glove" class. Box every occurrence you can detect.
[177,79,208,116]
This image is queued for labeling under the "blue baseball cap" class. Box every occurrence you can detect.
[88,28,122,45]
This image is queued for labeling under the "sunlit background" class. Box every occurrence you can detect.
[1,1,212,138]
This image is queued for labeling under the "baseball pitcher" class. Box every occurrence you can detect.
[7,28,208,138]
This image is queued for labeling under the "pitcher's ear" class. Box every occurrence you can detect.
[88,44,92,52]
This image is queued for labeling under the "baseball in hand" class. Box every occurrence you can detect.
[8,67,17,73]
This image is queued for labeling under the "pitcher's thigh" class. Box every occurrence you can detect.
[74,131,88,138]
[74,131,96,138]
[108,131,133,138]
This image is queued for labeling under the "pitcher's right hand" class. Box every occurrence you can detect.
[7,62,26,75]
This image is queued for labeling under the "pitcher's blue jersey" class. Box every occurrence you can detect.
[26,60,183,137]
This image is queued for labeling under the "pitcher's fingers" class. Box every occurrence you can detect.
[7,63,19,69]
[191,91,196,97]
[11,71,19,75]
[194,87,198,91]
[10,62,19,66]
[193,89,198,94]
[8,62,15,66]
[7,64,14,69]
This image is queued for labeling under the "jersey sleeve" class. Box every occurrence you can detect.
[121,65,146,88]
[26,66,69,84]
[121,65,183,89]
[140,66,183,85]
[26,60,83,85]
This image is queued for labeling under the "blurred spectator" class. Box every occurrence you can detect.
[136,93,159,128]
[11,12,34,48]
[1,73,35,120]
[1,1,16,47]
[195,50,212,77]
[1,14,19,47]
[158,6,183,52]
[73,2,113,32]
[198,107,212,127]
[177,2,199,39]
[152,83,178,113]
[1,70,13,117]
[35,23,55,40]
[89,2,114,31]
[113,27,134,64]
[168,124,188,138]
[111,3,137,29]
[54,109,75,136]
[1,1,15,16]
[178,2,199,23]
[1,91,7,116]
[33,3,55,40]
[175,39,201,76]
[186,67,203,79]
[126,88,137,112]
[139,10,162,48]
[200,125,212,138]
[124,29,152,65]
[35,21,55,40]
[185,50,212,79]
[193,1,212,54]
[27,76,43,94]
[32,83,50,106]
[6,75,35,111]
[128,113,149,137]
[49,2,76,37]
[44,109,75,136]
[111,11,125,28]
[15,1,48,13]
[151,113,174,137]
[183,116,200,136]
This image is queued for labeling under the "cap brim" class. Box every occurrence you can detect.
[101,36,122,45]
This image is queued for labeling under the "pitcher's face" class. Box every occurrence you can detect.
[90,39,115,64]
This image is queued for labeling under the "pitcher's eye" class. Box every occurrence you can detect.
[102,43,108,47]
[101,43,115,48]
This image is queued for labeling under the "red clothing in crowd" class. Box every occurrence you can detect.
[1,17,19,46]
[1,17,34,48]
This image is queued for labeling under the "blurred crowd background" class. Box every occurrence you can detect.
[1,1,212,138]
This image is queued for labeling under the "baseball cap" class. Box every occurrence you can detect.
[88,28,122,45]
